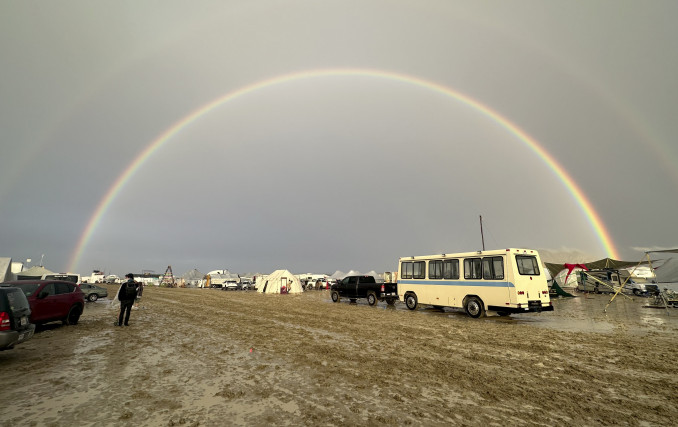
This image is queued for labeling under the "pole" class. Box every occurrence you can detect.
[479,215,485,251]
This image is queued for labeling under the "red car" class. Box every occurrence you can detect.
[3,280,85,325]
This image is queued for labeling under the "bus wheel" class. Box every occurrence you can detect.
[367,292,377,306]
[464,297,485,318]
[405,293,418,310]
[331,291,340,303]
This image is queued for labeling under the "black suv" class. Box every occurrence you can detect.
[0,285,35,351]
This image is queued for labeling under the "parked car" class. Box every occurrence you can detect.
[79,283,109,302]
[331,275,398,306]
[3,280,85,326]
[222,281,240,291]
[0,285,35,351]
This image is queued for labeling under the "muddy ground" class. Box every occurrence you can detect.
[1,286,677,426]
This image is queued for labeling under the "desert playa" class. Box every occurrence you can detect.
[1,286,677,426]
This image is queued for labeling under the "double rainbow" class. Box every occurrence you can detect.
[68,68,619,271]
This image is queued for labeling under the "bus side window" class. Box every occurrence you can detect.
[413,261,425,279]
[401,262,413,279]
[429,260,443,279]
[464,258,482,279]
[482,256,504,280]
[443,259,459,279]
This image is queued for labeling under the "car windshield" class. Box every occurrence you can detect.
[12,283,40,297]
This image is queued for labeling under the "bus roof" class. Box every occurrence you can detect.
[399,248,541,261]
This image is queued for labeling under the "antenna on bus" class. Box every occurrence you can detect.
[479,215,485,251]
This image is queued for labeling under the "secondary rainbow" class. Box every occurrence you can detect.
[68,68,619,271]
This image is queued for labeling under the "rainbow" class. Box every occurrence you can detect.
[68,68,619,271]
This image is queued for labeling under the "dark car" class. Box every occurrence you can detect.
[79,283,109,302]
[0,285,35,350]
[3,280,85,326]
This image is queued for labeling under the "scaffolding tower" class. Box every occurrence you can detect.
[160,265,176,287]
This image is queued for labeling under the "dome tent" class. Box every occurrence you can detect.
[257,269,303,294]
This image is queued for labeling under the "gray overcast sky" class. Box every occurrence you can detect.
[1,0,677,277]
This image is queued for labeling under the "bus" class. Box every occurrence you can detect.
[397,248,553,318]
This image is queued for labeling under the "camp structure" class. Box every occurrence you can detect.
[0,258,11,282]
[544,257,651,292]
[179,269,205,288]
[257,269,303,294]
[16,265,54,280]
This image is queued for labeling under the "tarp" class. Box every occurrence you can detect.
[16,265,54,280]
[550,281,576,298]
[653,257,678,284]
[257,269,303,294]
[545,258,650,281]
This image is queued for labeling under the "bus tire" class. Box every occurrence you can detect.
[405,293,418,310]
[464,297,485,318]
[367,292,377,306]
[331,291,340,303]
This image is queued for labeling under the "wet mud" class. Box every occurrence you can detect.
[1,286,677,426]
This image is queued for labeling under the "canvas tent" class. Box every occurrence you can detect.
[16,265,54,280]
[257,269,303,294]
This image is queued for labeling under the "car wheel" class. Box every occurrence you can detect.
[349,298,357,303]
[87,293,98,302]
[633,289,642,296]
[405,293,418,310]
[367,292,377,306]
[64,305,82,325]
[331,291,340,303]
[464,297,485,318]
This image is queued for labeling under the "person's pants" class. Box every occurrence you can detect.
[118,300,134,326]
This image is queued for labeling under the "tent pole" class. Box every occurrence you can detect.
[604,253,647,312]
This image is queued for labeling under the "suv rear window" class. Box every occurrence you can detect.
[6,289,30,311]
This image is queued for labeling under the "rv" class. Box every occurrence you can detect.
[397,248,553,317]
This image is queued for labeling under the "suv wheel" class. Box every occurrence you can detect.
[331,291,340,303]
[63,305,82,325]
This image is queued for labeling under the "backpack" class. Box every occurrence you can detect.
[121,282,137,300]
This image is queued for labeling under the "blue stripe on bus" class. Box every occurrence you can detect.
[398,280,515,288]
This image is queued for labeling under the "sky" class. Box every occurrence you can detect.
[1,0,677,278]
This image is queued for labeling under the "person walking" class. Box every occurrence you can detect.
[117,273,139,326]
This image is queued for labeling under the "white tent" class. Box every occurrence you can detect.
[257,269,303,294]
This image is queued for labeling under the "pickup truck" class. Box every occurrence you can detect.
[330,275,398,306]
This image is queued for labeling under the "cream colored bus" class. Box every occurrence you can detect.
[397,248,553,318]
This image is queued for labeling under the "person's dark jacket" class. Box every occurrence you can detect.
[118,279,139,302]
